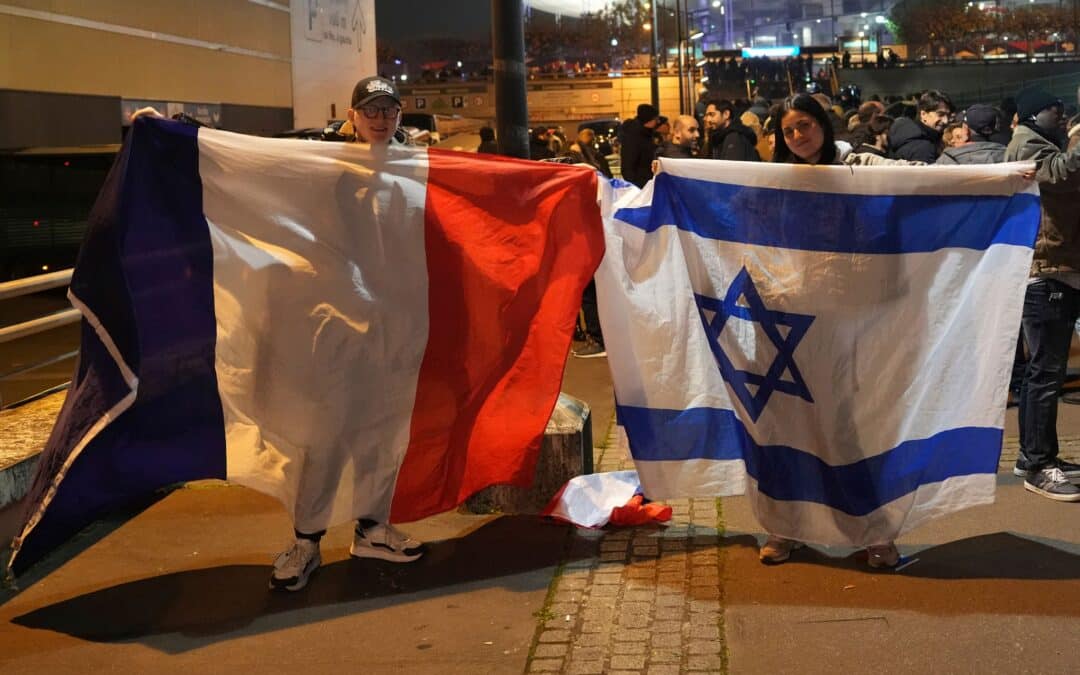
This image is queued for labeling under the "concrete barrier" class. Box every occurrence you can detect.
[466,392,593,515]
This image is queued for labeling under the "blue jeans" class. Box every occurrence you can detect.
[1018,279,1080,470]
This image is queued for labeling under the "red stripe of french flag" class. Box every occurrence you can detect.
[390,149,606,522]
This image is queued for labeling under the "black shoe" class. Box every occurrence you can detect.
[1013,452,1037,478]
[1017,457,1080,479]
[1054,457,1080,479]
[1024,467,1080,502]
[1061,391,1080,405]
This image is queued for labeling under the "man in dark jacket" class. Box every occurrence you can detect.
[707,99,760,161]
[620,103,661,187]
[655,114,700,160]
[1006,87,1080,501]
[889,90,953,163]
[936,104,1006,165]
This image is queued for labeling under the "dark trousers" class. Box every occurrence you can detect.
[581,280,603,344]
[1018,279,1080,469]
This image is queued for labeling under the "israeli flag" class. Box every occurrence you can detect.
[596,159,1039,546]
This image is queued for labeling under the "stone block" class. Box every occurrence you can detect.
[466,393,591,514]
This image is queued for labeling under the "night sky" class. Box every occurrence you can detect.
[376,0,492,42]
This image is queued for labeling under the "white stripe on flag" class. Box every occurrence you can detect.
[198,129,431,530]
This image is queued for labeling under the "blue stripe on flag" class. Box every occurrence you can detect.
[613,173,1039,254]
[618,405,1001,516]
[12,118,226,574]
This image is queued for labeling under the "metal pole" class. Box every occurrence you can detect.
[650,0,660,109]
[491,0,529,159]
[676,0,685,114]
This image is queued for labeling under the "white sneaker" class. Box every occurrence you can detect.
[270,538,321,591]
[351,520,426,562]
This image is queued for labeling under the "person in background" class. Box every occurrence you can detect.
[741,110,772,161]
[655,115,700,161]
[477,126,498,154]
[565,128,613,178]
[849,114,894,158]
[764,93,901,569]
[942,121,968,149]
[936,104,1006,165]
[620,103,662,187]
[1005,88,1080,501]
[707,99,760,161]
[529,127,555,160]
[654,116,672,145]
[889,90,953,163]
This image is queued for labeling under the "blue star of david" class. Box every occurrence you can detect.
[694,267,815,422]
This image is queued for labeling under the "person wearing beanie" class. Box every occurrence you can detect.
[619,102,662,187]
[1005,87,1080,502]
[936,103,1006,165]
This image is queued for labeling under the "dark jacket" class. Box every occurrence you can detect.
[936,141,1006,165]
[853,143,887,157]
[889,116,942,163]
[477,140,498,154]
[709,122,760,161]
[655,140,696,160]
[1005,124,1080,276]
[565,142,614,178]
[619,118,657,187]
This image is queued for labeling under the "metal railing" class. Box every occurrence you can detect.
[0,269,79,409]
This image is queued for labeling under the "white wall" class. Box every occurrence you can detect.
[290,0,377,128]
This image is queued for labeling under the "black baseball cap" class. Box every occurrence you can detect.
[963,104,998,135]
[351,76,401,108]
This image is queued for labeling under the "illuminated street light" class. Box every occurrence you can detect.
[643,21,652,30]
[611,37,619,46]
[689,30,704,40]
[711,0,721,6]
[400,74,408,81]
[875,15,886,23]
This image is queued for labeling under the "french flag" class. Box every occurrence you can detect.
[9,118,605,575]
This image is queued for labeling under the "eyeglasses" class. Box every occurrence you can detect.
[357,104,400,119]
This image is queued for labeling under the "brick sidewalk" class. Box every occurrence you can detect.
[525,426,726,675]
[523,424,1080,675]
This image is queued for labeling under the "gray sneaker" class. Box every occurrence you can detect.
[270,538,321,591]
[1024,467,1080,502]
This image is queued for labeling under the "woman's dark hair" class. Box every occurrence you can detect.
[479,126,495,142]
[771,94,836,165]
[850,114,893,147]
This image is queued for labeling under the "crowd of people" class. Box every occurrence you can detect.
[369,76,1080,576]
[600,83,1080,567]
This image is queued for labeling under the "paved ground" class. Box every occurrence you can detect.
[2,351,1080,673]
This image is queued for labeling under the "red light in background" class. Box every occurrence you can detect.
[32,220,40,227]
[63,161,70,167]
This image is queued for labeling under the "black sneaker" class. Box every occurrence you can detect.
[1015,457,1080,479]
[1055,458,1080,479]
[1024,467,1080,502]
[1013,451,1038,477]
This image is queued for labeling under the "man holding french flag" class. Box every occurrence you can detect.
[7,77,1046,592]
[7,76,607,592]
